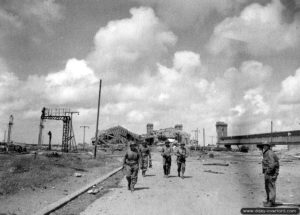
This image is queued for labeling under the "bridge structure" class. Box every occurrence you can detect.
[38,107,79,152]
[216,122,300,150]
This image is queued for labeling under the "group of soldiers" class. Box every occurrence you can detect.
[122,139,187,192]
[122,138,280,208]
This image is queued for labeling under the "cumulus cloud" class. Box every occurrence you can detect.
[88,7,177,83]
[208,0,300,55]
[279,68,300,104]
[44,59,98,105]
[133,0,246,29]
[0,0,63,34]
[0,59,23,114]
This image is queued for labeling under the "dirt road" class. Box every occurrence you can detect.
[80,152,289,215]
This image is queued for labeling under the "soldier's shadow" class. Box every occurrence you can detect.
[134,187,150,191]
[145,174,156,177]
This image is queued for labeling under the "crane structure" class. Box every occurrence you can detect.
[38,107,79,152]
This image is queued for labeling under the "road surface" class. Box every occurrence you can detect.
[80,152,268,215]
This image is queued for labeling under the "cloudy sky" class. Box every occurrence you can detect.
[1,0,300,145]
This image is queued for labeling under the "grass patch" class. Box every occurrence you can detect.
[0,153,120,195]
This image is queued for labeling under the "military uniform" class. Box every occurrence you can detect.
[161,143,172,177]
[139,143,152,177]
[123,143,140,192]
[176,144,187,178]
[262,144,279,206]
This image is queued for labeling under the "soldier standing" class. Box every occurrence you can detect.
[261,141,279,207]
[139,141,152,177]
[176,142,187,179]
[123,141,140,192]
[161,140,172,178]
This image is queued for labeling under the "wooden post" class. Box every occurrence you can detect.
[80,125,89,151]
[94,79,102,159]
[203,128,205,147]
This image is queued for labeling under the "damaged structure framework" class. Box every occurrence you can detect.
[93,125,140,149]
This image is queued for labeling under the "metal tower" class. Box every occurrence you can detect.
[38,107,79,152]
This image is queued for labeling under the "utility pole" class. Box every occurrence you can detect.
[203,128,206,147]
[80,125,89,151]
[94,79,102,159]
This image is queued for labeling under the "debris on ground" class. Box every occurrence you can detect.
[74,173,82,177]
[204,170,224,174]
[203,163,229,166]
[87,186,103,194]
[230,161,239,164]
[281,160,293,163]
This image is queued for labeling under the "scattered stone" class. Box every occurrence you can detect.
[9,167,16,173]
[230,161,239,164]
[208,153,214,158]
[204,170,224,174]
[74,172,82,177]
[87,188,100,194]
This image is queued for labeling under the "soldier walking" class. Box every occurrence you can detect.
[139,141,152,177]
[261,141,279,207]
[161,140,172,178]
[123,141,140,192]
[176,142,187,179]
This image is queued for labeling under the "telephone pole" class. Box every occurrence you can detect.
[94,79,102,159]
[203,128,205,147]
[80,125,89,150]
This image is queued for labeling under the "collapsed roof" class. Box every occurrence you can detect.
[94,125,139,146]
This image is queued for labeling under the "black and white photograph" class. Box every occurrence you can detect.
[0,0,300,214]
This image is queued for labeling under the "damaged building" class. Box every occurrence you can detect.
[143,123,190,145]
[93,125,140,150]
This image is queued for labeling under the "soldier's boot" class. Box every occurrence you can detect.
[126,177,131,190]
[130,184,135,192]
[263,201,274,207]
[142,170,146,177]
[178,171,180,177]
